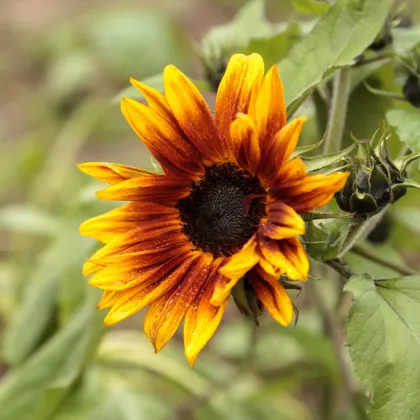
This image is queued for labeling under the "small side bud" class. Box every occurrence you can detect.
[403,74,420,108]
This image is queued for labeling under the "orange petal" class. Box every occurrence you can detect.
[103,253,200,326]
[144,255,212,352]
[249,268,293,326]
[216,53,264,142]
[97,290,118,310]
[260,117,307,182]
[121,97,203,178]
[212,236,259,306]
[130,77,176,124]
[77,162,155,184]
[80,202,177,243]
[259,202,305,240]
[272,157,307,186]
[230,113,260,174]
[278,172,350,213]
[96,174,191,203]
[184,259,227,367]
[253,65,286,149]
[278,237,309,281]
[257,235,308,281]
[164,65,224,161]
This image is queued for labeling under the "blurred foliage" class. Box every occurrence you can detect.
[1,0,420,419]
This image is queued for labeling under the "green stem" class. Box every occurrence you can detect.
[351,244,416,276]
[323,68,352,155]
[325,259,354,280]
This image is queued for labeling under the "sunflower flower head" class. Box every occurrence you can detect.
[78,53,349,367]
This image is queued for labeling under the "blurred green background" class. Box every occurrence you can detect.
[1,0,420,419]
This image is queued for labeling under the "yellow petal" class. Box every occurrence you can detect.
[216,53,264,141]
[77,162,154,184]
[212,236,259,306]
[164,65,224,161]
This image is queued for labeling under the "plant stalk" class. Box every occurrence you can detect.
[351,244,416,276]
[323,67,352,155]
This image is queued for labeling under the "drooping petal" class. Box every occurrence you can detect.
[212,236,259,306]
[216,53,264,141]
[252,65,286,149]
[257,235,308,281]
[96,174,191,203]
[259,201,305,240]
[184,259,227,367]
[278,237,309,281]
[80,202,178,243]
[259,117,307,182]
[230,113,261,174]
[78,162,155,184]
[249,268,293,326]
[275,172,350,213]
[164,65,225,161]
[144,255,213,352]
[103,253,201,326]
[121,97,203,178]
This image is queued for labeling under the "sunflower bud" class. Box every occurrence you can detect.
[403,74,420,108]
[232,277,263,325]
[335,139,407,216]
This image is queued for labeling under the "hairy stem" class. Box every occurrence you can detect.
[325,258,354,280]
[323,67,352,155]
[351,244,416,276]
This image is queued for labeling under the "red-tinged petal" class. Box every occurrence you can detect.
[278,237,309,281]
[216,53,264,141]
[144,255,213,352]
[253,65,286,149]
[121,97,203,178]
[230,113,261,175]
[260,117,307,182]
[83,230,190,276]
[259,202,305,240]
[257,235,307,280]
[89,250,192,291]
[104,253,201,326]
[130,77,176,124]
[80,202,178,243]
[96,174,191,203]
[277,172,350,213]
[77,162,155,184]
[212,236,259,306]
[249,268,293,326]
[164,65,225,161]
[272,156,307,187]
[184,259,227,366]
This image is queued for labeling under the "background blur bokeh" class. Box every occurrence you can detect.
[1,0,420,419]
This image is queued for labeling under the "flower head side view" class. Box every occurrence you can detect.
[78,53,350,367]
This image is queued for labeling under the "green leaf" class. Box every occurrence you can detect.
[349,59,390,93]
[387,109,420,151]
[2,276,57,366]
[392,25,420,53]
[0,205,58,236]
[201,0,272,56]
[291,138,323,158]
[244,23,301,68]
[0,299,104,420]
[302,142,357,172]
[345,274,420,420]
[280,0,393,107]
[290,0,332,16]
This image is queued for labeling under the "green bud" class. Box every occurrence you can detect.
[335,136,408,216]
[231,277,263,325]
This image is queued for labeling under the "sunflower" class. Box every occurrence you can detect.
[79,53,349,366]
